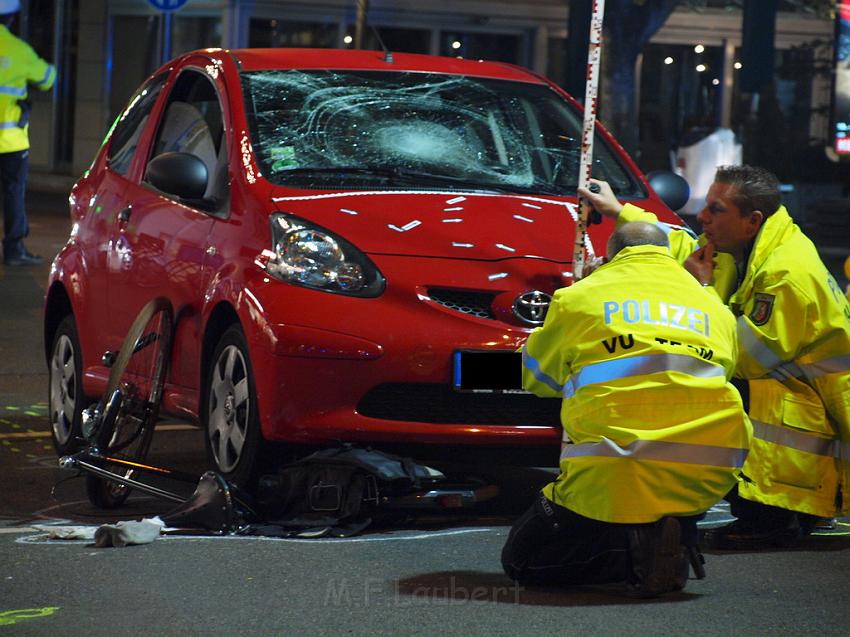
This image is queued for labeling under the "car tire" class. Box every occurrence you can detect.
[203,323,266,488]
[49,314,85,456]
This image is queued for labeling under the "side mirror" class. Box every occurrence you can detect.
[647,170,690,212]
[146,152,208,200]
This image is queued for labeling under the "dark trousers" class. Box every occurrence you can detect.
[502,493,700,587]
[0,149,30,257]
[501,494,629,586]
[726,484,818,533]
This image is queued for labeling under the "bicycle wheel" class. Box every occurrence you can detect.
[86,297,173,509]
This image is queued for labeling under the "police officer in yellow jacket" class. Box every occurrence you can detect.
[579,165,850,547]
[0,0,56,265]
[501,222,751,596]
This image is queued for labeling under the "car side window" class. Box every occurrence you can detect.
[107,73,168,176]
[147,69,228,208]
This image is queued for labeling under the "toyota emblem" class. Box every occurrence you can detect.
[513,290,552,325]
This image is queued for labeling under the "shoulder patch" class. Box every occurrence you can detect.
[749,293,775,326]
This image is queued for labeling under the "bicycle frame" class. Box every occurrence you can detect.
[59,449,199,504]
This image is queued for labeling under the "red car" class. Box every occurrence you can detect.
[45,48,689,486]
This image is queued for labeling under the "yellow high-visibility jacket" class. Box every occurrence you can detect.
[522,245,752,523]
[0,24,56,153]
[620,203,850,517]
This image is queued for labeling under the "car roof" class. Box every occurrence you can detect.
[227,48,547,84]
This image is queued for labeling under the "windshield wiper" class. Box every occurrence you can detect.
[276,165,505,191]
[275,166,400,178]
[276,166,569,196]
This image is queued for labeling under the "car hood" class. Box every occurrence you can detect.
[270,190,607,262]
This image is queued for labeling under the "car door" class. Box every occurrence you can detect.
[82,72,169,360]
[105,64,231,395]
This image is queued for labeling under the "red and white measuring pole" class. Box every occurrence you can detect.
[571,0,606,281]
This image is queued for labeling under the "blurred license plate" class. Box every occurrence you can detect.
[453,350,527,393]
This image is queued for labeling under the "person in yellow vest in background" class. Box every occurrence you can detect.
[502,222,751,597]
[0,0,56,266]
[579,165,850,548]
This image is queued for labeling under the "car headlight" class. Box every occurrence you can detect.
[263,213,385,297]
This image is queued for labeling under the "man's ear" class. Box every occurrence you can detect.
[745,209,764,240]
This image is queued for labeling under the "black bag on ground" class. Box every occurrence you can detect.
[243,446,442,538]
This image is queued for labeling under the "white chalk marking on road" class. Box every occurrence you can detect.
[14,527,497,545]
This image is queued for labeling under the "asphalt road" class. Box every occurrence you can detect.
[1,188,849,636]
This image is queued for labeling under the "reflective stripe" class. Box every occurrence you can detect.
[768,361,805,382]
[0,121,21,129]
[751,419,849,459]
[797,354,850,381]
[563,353,725,399]
[521,346,563,393]
[561,437,747,468]
[35,65,55,88]
[768,354,850,383]
[737,317,783,371]
[659,222,698,241]
[0,85,27,97]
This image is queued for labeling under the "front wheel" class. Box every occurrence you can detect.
[203,324,266,488]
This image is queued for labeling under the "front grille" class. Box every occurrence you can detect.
[357,383,560,427]
[427,288,495,320]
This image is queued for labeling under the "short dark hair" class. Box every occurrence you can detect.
[714,165,781,219]
[607,222,669,259]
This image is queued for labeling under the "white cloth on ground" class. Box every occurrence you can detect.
[94,516,166,548]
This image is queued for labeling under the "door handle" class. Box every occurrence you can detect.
[117,207,132,223]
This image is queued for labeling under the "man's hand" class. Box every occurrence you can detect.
[582,255,607,278]
[684,242,716,286]
[577,179,623,221]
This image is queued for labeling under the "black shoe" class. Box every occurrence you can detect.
[4,250,43,266]
[626,517,689,597]
[706,520,802,550]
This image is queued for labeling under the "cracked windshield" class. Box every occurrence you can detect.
[241,70,643,197]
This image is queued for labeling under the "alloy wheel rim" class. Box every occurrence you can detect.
[209,344,250,473]
[50,334,76,445]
